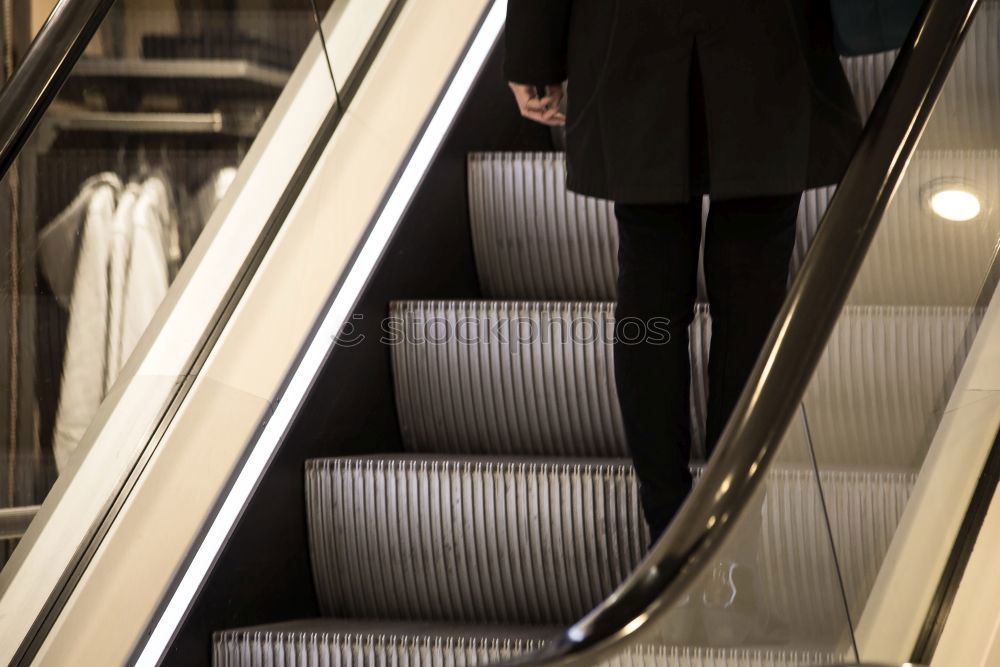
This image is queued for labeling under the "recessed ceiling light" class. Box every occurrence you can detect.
[929,187,982,222]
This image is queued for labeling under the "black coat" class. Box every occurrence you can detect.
[505,0,865,204]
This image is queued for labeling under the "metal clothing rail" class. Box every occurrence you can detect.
[0,507,41,541]
[512,0,983,664]
[35,111,264,153]
[0,0,116,177]
[68,58,290,89]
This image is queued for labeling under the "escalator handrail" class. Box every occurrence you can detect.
[513,0,982,663]
[0,0,116,178]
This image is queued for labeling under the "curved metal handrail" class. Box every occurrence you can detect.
[0,0,115,178]
[510,0,982,664]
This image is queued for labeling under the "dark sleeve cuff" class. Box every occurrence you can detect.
[503,0,571,86]
[502,59,568,87]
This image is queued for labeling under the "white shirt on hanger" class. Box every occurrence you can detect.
[52,179,120,472]
[37,173,123,309]
[53,174,177,472]
[113,176,173,376]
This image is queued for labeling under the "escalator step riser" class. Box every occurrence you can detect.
[391,300,978,467]
[388,300,708,458]
[306,457,914,640]
[307,457,645,626]
[212,629,838,667]
[468,150,1000,309]
[213,632,544,667]
[467,150,618,301]
[467,152,831,304]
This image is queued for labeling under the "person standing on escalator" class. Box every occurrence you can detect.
[505,0,862,543]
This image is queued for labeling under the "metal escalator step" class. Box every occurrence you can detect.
[306,456,914,639]
[388,300,706,458]
[213,620,551,667]
[469,148,1000,308]
[391,300,977,467]
[467,151,617,301]
[467,152,833,303]
[307,456,644,626]
[212,619,840,666]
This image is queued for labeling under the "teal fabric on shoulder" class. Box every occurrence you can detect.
[830,0,925,56]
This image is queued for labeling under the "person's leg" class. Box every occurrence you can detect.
[702,194,800,454]
[613,198,702,543]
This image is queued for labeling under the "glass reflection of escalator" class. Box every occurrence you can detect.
[209,2,1000,667]
[1,0,332,560]
[0,1,337,664]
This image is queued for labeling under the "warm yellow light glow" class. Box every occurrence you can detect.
[930,188,982,221]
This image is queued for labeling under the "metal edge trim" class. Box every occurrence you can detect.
[127,0,500,664]
[910,423,1000,662]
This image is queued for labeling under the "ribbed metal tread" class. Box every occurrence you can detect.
[389,300,630,457]
[469,148,1000,309]
[468,152,833,303]
[468,151,618,301]
[390,300,977,466]
[213,619,840,667]
[307,456,914,640]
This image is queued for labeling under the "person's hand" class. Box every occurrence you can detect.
[508,82,566,126]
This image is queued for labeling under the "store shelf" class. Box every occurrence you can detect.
[63,58,291,98]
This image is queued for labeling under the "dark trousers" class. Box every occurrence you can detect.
[613,193,800,541]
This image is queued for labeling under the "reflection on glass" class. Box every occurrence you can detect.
[614,412,858,664]
[800,0,1000,634]
[0,0,331,569]
[602,5,1000,661]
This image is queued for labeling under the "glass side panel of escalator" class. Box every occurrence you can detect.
[598,1,1000,664]
[0,0,332,584]
[800,0,1000,651]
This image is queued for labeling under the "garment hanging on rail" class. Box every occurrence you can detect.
[49,174,179,472]
[37,173,123,309]
[49,175,122,471]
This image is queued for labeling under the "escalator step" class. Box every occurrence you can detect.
[307,456,643,626]
[213,620,549,666]
[467,151,833,303]
[305,455,914,640]
[390,300,666,458]
[212,619,839,666]
[390,300,977,467]
[468,151,618,301]
[468,149,1000,309]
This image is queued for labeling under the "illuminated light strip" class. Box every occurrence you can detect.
[134,2,506,664]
